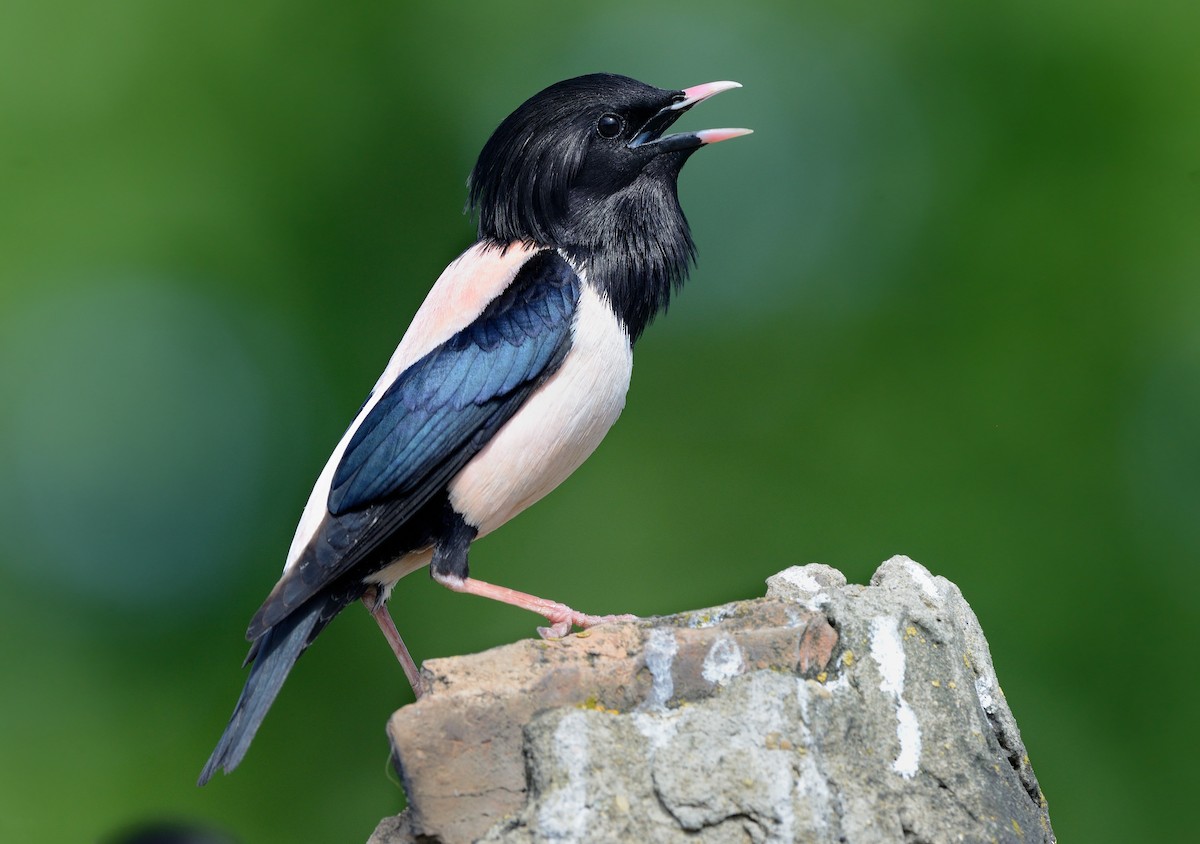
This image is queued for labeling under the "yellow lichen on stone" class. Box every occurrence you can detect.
[842,650,855,666]
[1012,818,1024,838]
[578,694,619,715]
[931,680,941,687]
[816,671,828,683]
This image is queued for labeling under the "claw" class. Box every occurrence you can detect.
[538,609,637,640]
[538,621,572,640]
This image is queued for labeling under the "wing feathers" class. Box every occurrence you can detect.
[246,249,581,640]
[328,249,579,516]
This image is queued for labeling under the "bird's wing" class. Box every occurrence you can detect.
[246,249,580,640]
[329,249,579,513]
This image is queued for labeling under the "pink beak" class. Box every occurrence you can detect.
[627,80,752,150]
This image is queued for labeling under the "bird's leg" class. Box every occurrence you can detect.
[430,571,638,639]
[431,504,637,638]
[361,586,425,698]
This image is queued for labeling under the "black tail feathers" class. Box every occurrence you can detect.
[198,592,333,785]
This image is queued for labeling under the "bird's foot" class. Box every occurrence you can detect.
[431,572,638,639]
[536,608,639,640]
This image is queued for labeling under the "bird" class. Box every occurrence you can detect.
[198,73,750,785]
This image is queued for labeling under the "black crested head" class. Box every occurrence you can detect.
[468,73,749,340]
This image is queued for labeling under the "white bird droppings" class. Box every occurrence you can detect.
[642,628,678,710]
[869,616,922,778]
[904,558,943,603]
[701,636,744,686]
[631,709,681,751]
[538,711,591,841]
[780,569,823,593]
[893,703,921,778]
[975,671,997,713]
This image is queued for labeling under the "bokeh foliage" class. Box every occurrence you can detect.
[1,1,1197,841]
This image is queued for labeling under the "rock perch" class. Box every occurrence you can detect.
[369,556,1054,843]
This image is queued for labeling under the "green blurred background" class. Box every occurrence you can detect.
[1,1,1196,841]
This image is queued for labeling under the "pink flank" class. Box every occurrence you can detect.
[375,240,540,389]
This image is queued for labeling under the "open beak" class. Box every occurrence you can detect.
[628,80,753,152]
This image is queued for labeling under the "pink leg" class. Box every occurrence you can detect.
[431,572,638,639]
[362,587,425,698]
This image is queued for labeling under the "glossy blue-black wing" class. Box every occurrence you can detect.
[329,249,579,513]
[246,249,580,640]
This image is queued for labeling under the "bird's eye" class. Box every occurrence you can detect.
[596,113,624,139]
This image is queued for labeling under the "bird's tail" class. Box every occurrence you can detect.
[198,591,337,785]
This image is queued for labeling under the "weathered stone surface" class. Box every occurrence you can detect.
[765,563,847,600]
[371,557,1054,844]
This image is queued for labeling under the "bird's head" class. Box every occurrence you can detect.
[468,74,750,338]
